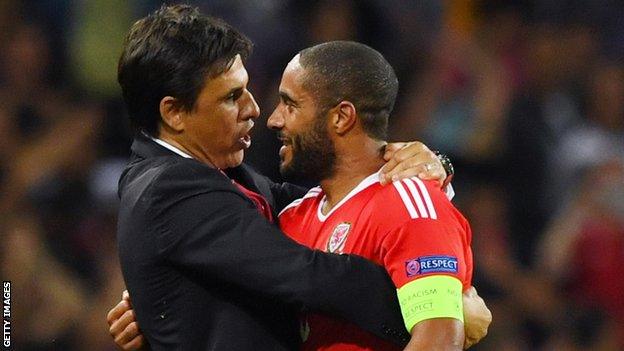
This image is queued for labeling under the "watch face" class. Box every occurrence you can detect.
[436,153,454,176]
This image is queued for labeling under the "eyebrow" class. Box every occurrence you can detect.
[279,91,298,105]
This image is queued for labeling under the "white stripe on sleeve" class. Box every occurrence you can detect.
[403,179,429,218]
[393,181,418,219]
[412,177,437,219]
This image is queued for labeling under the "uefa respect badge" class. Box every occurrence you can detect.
[405,256,458,277]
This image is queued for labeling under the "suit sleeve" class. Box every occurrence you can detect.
[155,189,410,345]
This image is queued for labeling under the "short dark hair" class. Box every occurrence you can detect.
[118,4,253,136]
[298,41,398,140]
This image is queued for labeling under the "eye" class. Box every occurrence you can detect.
[227,90,243,102]
[279,94,297,110]
[279,98,296,113]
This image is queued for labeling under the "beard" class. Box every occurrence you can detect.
[280,114,336,183]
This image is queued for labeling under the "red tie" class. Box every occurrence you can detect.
[231,180,274,223]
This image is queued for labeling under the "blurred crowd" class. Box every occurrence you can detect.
[1,1,622,350]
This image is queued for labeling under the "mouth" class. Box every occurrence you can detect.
[238,125,254,149]
[278,133,293,160]
[278,132,293,146]
[238,134,251,149]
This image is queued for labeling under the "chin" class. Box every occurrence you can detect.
[223,150,245,169]
[278,160,291,175]
[279,163,300,181]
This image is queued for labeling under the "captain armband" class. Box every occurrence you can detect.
[396,275,463,332]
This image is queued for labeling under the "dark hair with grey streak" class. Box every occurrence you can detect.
[298,41,398,140]
[118,4,253,136]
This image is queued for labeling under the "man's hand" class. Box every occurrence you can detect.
[380,142,446,186]
[107,290,146,351]
[462,286,492,349]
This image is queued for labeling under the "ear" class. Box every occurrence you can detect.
[330,101,357,135]
[159,96,186,132]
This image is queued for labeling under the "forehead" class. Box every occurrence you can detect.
[202,55,248,93]
[283,54,304,80]
[279,55,311,98]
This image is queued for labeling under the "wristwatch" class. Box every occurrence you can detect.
[434,151,454,187]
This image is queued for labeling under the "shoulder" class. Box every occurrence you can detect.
[366,178,454,227]
[154,158,230,191]
[368,179,471,253]
[120,156,242,208]
[225,163,269,190]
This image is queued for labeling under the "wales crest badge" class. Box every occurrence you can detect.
[326,222,351,253]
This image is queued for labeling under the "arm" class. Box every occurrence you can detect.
[379,184,473,350]
[397,276,465,351]
[157,188,408,344]
[107,287,490,351]
[406,319,464,351]
[257,141,449,211]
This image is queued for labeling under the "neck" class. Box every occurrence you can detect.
[320,137,386,213]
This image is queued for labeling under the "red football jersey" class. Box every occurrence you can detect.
[279,171,473,351]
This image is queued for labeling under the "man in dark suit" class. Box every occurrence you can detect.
[112,5,455,350]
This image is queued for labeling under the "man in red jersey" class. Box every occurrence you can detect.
[108,40,490,351]
[270,41,478,351]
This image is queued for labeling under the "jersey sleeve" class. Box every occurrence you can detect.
[378,181,473,332]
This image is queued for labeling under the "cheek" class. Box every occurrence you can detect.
[291,134,306,155]
[215,116,240,143]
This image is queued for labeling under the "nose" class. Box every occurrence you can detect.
[242,90,260,120]
[267,105,283,130]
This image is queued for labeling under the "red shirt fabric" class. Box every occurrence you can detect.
[279,172,473,351]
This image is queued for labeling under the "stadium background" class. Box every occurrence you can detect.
[1,0,623,349]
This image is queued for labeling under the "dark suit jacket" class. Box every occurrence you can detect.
[117,134,410,350]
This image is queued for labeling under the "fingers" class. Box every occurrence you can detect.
[379,160,399,184]
[417,161,445,181]
[463,286,477,298]
[463,332,485,349]
[108,291,145,351]
[110,308,138,343]
[380,142,445,185]
[462,285,492,348]
[464,288,487,308]
[123,335,146,351]
[382,142,408,161]
[107,299,131,326]
[380,143,410,181]
[113,320,142,348]
[381,157,445,185]
[464,337,477,349]
[383,142,427,163]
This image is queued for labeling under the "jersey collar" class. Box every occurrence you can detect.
[317,168,382,222]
